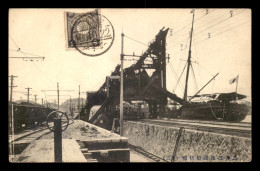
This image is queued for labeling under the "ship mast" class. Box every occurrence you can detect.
[183,10,195,101]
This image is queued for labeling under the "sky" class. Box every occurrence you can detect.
[8,8,251,104]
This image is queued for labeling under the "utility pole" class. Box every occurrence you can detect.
[25,87,32,103]
[34,94,38,104]
[8,75,17,160]
[183,10,195,101]
[78,85,80,110]
[42,85,73,111]
[42,98,44,106]
[78,85,80,119]
[57,82,59,110]
[120,32,124,136]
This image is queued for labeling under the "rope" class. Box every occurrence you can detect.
[174,63,187,92]
[209,103,225,120]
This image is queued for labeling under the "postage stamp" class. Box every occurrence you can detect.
[64,9,114,57]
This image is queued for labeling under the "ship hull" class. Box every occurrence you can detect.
[180,102,250,122]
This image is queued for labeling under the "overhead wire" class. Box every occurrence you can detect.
[167,9,246,51]
[124,35,148,47]
[170,9,213,37]
[168,9,203,37]
[195,19,250,45]
[9,34,57,97]
[192,9,247,39]
[9,49,43,57]
[190,9,249,44]
[167,9,215,46]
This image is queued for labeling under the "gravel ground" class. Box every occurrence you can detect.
[40,120,120,140]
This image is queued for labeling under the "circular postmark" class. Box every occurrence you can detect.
[70,13,114,57]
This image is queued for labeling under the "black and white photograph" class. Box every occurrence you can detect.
[8,8,251,162]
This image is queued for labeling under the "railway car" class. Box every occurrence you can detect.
[9,102,54,131]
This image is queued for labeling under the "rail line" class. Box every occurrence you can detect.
[11,125,50,143]
[128,144,169,162]
[158,118,251,128]
[134,119,251,138]
[11,120,75,143]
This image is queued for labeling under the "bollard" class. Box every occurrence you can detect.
[54,118,62,162]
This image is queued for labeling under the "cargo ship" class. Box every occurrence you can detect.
[169,10,251,122]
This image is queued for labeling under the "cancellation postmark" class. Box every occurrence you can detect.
[65,9,114,57]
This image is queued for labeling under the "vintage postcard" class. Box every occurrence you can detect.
[8,8,251,163]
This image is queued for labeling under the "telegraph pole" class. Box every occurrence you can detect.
[9,75,17,160]
[57,82,59,110]
[25,87,32,103]
[78,85,80,119]
[120,32,124,136]
[34,94,38,104]
[42,87,74,110]
[78,85,80,110]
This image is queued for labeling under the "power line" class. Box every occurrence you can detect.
[170,9,215,37]
[124,35,148,47]
[30,60,56,85]
[167,9,215,44]
[169,10,203,34]
[192,9,247,39]
[190,9,249,44]
[9,35,41,60]
[9,49,43,57]
[168,9,247,50]
[173,13,250,55]
[195,19,250,45]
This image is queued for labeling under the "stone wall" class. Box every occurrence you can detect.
[123,121,251,162]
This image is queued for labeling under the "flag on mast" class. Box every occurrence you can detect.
[229,75,239,84]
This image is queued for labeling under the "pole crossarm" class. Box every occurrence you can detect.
[47,95,71,96]
[123,54,143,58]
[42,90,74,92]
[9,57,45,61]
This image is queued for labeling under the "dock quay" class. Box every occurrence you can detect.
[123,119,251,162]
[13,120,130,163]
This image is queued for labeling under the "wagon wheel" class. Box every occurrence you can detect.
[46,111,69,132]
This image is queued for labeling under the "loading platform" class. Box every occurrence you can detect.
[17,139,86,162]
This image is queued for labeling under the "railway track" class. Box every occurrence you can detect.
[128,144,169,162]
[9,120,75,162]
[11,120,75,143]
[136,119,251,138]
[159,118,251,128]
[11,125,50,143]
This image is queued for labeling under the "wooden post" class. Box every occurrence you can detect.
[57,83,59,110]
[54,118,62,162]
[120,32,124,136]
